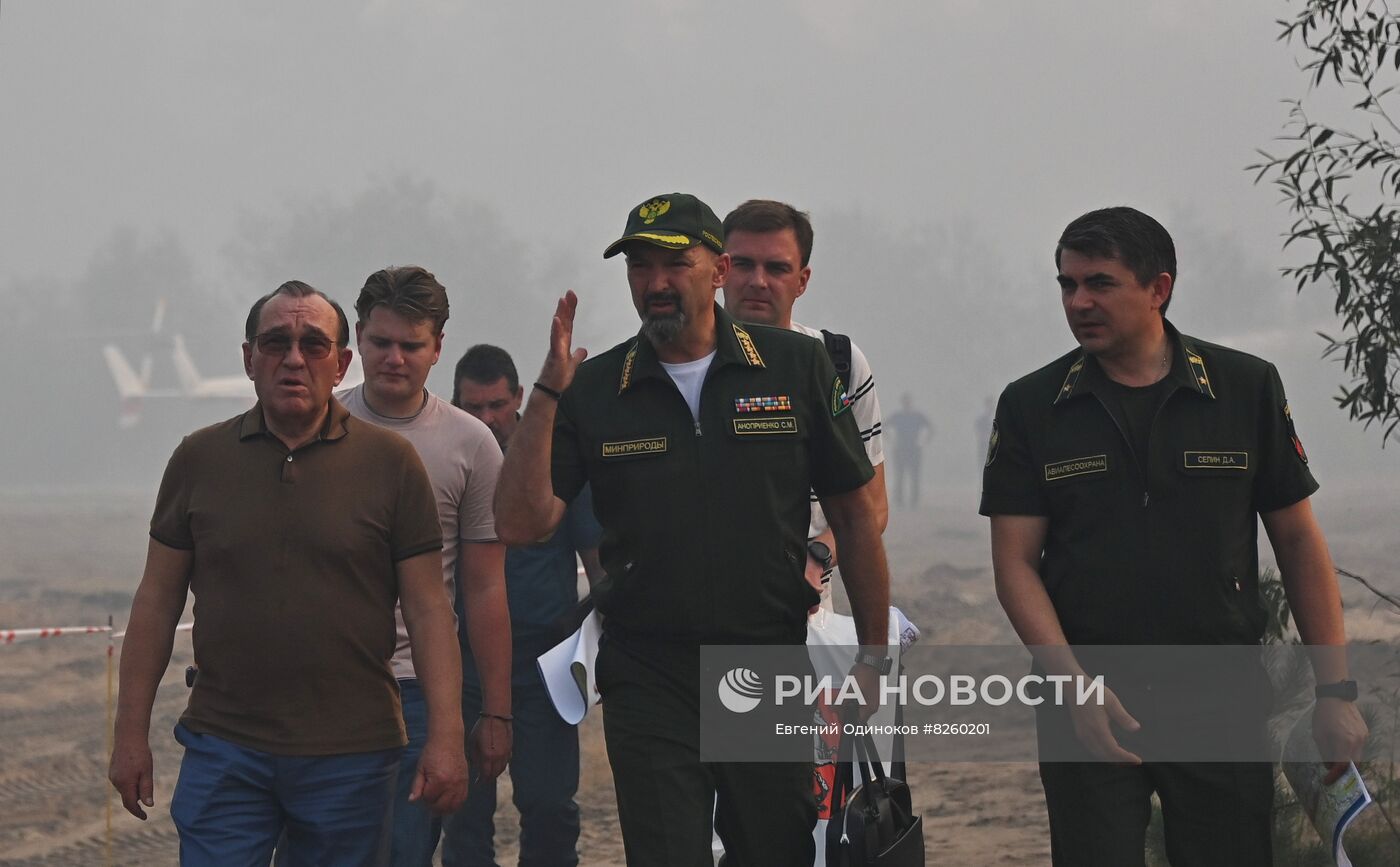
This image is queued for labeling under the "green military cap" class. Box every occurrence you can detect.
[603,192,725,259]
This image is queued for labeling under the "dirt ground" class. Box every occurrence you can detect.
[1,481,1397,865]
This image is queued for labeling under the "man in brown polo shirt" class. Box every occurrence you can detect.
[108,280,468,867]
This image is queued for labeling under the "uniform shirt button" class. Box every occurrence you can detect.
[286,455,293,462]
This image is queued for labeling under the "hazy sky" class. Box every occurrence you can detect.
[2,0,1304,272]
[2,0,1396,490]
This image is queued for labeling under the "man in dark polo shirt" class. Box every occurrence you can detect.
[495,193,893,867]
[109,280,468,866]
[981,207,1368,866]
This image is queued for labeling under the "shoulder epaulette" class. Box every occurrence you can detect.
[1052,356,1087,405]
[1185,350,1215,398]
[618,341,639,394]
[732,323,765,368]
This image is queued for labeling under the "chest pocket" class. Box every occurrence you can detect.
[1039,451,1120,525]
[1177,449,1253,478]
[724,409,809,490]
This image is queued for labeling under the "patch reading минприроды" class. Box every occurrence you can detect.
[601,437,668,459]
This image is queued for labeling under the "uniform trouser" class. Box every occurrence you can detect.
[172,723,400,867]
[595,635,816,867]
[1034,679,1274,867]
[1039,759,1273,867]
[441,676,582,867]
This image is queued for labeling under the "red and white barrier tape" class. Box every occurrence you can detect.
[111,622,191,640]
[2,622,192,644]
[2,625,110,644]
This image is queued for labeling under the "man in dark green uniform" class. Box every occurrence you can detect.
[981,206,1367,865]
[496,192,892,866]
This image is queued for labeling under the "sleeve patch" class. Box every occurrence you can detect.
[831,376,852,416]
[985,419,1000,467]
[1284,402,1308,464]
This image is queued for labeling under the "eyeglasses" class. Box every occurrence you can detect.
[253,332,337,359]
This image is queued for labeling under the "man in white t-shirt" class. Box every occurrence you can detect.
[338,266,512,867]
[721,199,889,598]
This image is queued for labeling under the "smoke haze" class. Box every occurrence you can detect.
[0,0,1393,497]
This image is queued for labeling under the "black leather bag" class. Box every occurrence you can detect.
[825,729,924,867]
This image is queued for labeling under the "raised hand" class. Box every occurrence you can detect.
[538,291,588,394]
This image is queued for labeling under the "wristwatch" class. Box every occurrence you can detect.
[853,651,892,675]
[807,540,834,580]
[1314,679,1359,701]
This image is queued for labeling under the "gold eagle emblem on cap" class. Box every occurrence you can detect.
[639,199,671,224]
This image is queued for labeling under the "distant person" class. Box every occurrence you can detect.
[443,344,604,867]
[335,266,512,867]
[109,280,467,866]
[981,206,1366,865]
[721,198,888,603]
[494,192,891,866]
[885,392,932,509]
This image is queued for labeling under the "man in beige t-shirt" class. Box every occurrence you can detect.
[340,266,511,867]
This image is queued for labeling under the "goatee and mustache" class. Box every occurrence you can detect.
[640,292,686,343]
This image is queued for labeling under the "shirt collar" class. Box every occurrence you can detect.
[1052,319,1216,406]
[618,303,765,394]
[238,396,352,443]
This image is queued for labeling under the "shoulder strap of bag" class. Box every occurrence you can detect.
[821,329,853,380]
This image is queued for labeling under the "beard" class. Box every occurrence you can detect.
[640,293,687,344]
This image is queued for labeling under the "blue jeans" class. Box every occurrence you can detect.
[171,723,399,867]
[389,678,443,866]
[440,677,580,867]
